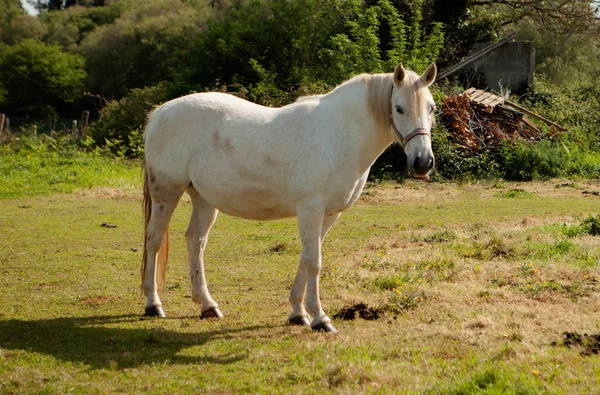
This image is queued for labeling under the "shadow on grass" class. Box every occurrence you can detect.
[0,314,269,369]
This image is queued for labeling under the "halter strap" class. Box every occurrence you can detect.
[390,121,431,147]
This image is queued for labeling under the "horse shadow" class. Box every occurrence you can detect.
[0,315,269,369]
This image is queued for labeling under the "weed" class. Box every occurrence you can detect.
[421,230,458,243]
[381,284,424,315]
[373,275,415,291]
[517,262,537,277]
[418,256,459,281]
[268,242,288,253]
[468,237,519,260]
[544,214,600,238]
[532,239,577,259]
[495,188,534,198]
[521,279,590,300]
[580,213,600,236]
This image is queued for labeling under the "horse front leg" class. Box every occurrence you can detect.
[293,203,337,333]
[289,211,341,327]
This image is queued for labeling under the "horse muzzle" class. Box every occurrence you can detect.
[408,151,435,179]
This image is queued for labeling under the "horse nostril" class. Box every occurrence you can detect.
[428,157,435,171]
[413,155,434,173]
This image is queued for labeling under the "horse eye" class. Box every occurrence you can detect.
[395,106,404,115]
[430,106,436,114]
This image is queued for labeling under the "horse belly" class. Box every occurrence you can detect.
[189,152,297,221]
[200,183,297,220]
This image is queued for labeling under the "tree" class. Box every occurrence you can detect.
[0,39,87,116]
[184,0,444,105]
[29,0,107,13]
[79,0,209,97]
[467,0,600,83]
[0,14,47,44]
[0,0,25,39]
[469,0,600,36]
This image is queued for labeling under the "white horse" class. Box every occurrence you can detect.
[141,63,437,333]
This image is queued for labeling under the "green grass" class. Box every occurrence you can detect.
[0,145,140,199]
[1,150,600,392]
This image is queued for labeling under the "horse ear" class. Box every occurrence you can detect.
[422,63,437,86]
[393,63,405,85]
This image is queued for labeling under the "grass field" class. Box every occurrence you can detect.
[1,154,600,392]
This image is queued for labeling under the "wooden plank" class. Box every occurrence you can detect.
[504,99,566,131]
[469,90,487,100]
[473,92,493,104]
[480,95,504,107]
[522,117,541,135]
[0,114,4,141]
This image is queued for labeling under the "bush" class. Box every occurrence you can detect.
[88,82,173,157]
[496,140,570,181]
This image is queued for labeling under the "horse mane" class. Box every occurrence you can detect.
[293,69,421,131]
[365,70,421,131]
[365,73,394,131]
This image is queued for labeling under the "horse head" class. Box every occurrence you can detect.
[390,63,437,179]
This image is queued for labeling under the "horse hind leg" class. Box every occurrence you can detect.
[185,187,222,319]
[143,197,180,317]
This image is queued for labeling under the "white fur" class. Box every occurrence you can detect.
[142,64,436,331]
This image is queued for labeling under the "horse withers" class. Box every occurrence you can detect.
[141,63,437,333]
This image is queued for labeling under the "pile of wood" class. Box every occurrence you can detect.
[441,88,564,154]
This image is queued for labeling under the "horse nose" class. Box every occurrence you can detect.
[412,154,434,174]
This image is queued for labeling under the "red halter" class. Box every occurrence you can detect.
[390,121,431,148]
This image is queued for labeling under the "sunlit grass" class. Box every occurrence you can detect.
[1,154,600,392]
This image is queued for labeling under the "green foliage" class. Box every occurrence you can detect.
[0,0,23,27]
[514,19,600,86]
[88,82,172,157]
[79,0,209,97]
[495,188,534,199]
[428,75,600,181]
[185,0,444,106]
[430,124,500,181]
[39,2,126,49]
[580,214,600,236]
[496,140,569,181]
[0,39,86,116]
[0,14,46,44]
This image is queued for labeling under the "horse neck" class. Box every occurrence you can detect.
[326,76,394,173]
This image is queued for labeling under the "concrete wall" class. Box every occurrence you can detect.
[464,41,535,95]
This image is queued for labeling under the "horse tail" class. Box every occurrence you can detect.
[141,160,169,293]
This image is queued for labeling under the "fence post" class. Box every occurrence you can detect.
[71,120,78,135]
[0,114,5,141]
[33,125,38,139]
[80,110,90,137]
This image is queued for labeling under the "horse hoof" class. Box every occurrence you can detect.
[144,305,166,318]
[288,315,310,326]
[201,307,224,319]
[311,321,338,334]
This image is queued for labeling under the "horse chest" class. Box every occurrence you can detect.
[325,172,369,215]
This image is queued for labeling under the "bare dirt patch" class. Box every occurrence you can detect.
[333,303,380,321]
[553,332,600,356]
